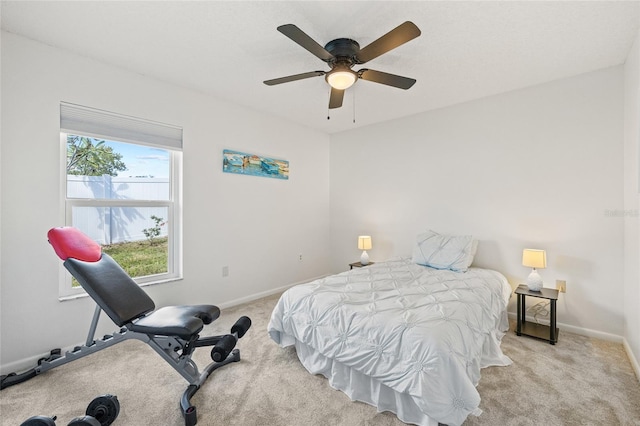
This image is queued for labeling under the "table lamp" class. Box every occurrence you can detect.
[358,236,372,265]
[522,248,546,291]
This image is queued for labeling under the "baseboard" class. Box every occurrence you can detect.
[623,338,640,383]
[506,311,623,343]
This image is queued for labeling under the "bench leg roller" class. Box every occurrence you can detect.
[231,316,252,338]
[210,334,236,362]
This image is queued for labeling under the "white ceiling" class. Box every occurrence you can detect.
[2,1,639,134]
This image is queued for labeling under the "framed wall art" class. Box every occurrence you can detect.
[222,149,289,180]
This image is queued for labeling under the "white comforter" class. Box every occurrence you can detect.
[268,258,513,426]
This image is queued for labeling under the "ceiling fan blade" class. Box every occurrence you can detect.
[359,69,416,89]
[355,21,421,64]
[263,71,325,86]
[277,24,334,62]
[329,88,345,109]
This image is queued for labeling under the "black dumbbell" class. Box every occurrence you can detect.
[20,394,119,426]
[67,416,100,426]
[85,394,119,426]
[20,416,57,426]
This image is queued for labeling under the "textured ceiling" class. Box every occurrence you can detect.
[2,1,639,134]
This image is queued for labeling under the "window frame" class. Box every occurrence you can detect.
[58,107,183,300]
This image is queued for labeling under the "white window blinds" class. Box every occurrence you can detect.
[60,102,182,150]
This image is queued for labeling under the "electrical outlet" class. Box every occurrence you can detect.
[222,266,229,277]
[299,254,303,261]
[556,279,566,293]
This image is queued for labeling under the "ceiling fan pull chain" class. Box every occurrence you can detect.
[353,87,356,124]
[327,88,331,120]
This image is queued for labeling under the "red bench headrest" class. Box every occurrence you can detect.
[48,227,102,262]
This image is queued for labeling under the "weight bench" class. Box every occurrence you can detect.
[1,227,251,426]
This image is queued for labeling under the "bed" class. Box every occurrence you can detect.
[268,231,513,426]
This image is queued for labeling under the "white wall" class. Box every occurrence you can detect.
[330,67,625,337]
[623,28,640,376]
[0,32,331,372]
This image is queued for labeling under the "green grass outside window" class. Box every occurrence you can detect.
[71,237,168,287]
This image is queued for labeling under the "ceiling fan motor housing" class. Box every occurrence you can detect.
[324,38,360,67]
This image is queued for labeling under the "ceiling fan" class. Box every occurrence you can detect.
[263,21,421,109]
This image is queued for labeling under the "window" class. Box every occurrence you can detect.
[60,102,182,298]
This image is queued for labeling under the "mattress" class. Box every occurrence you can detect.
[268,257,513,426]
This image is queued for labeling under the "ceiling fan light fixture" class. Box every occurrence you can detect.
[326,69,357,90]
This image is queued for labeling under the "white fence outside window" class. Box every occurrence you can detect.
[68,175,169,245]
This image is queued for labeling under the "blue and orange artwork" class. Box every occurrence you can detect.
[222,149,289,180]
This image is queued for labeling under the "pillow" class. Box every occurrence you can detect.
[412,230,477,272]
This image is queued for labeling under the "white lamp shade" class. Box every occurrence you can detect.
[326,70,357,90]
[358,236,372,250]
[522,249,547,269]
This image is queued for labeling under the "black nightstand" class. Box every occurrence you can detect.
[515,284,559,345]
[349,261,374,269]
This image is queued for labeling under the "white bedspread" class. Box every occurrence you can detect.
[268,258,513,426]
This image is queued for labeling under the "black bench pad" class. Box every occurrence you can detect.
[130,305,220,340]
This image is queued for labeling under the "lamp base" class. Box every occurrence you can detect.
[360,250,369,265]
[526,269,543,292]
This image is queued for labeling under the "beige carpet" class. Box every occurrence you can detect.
[1,293,639,426]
